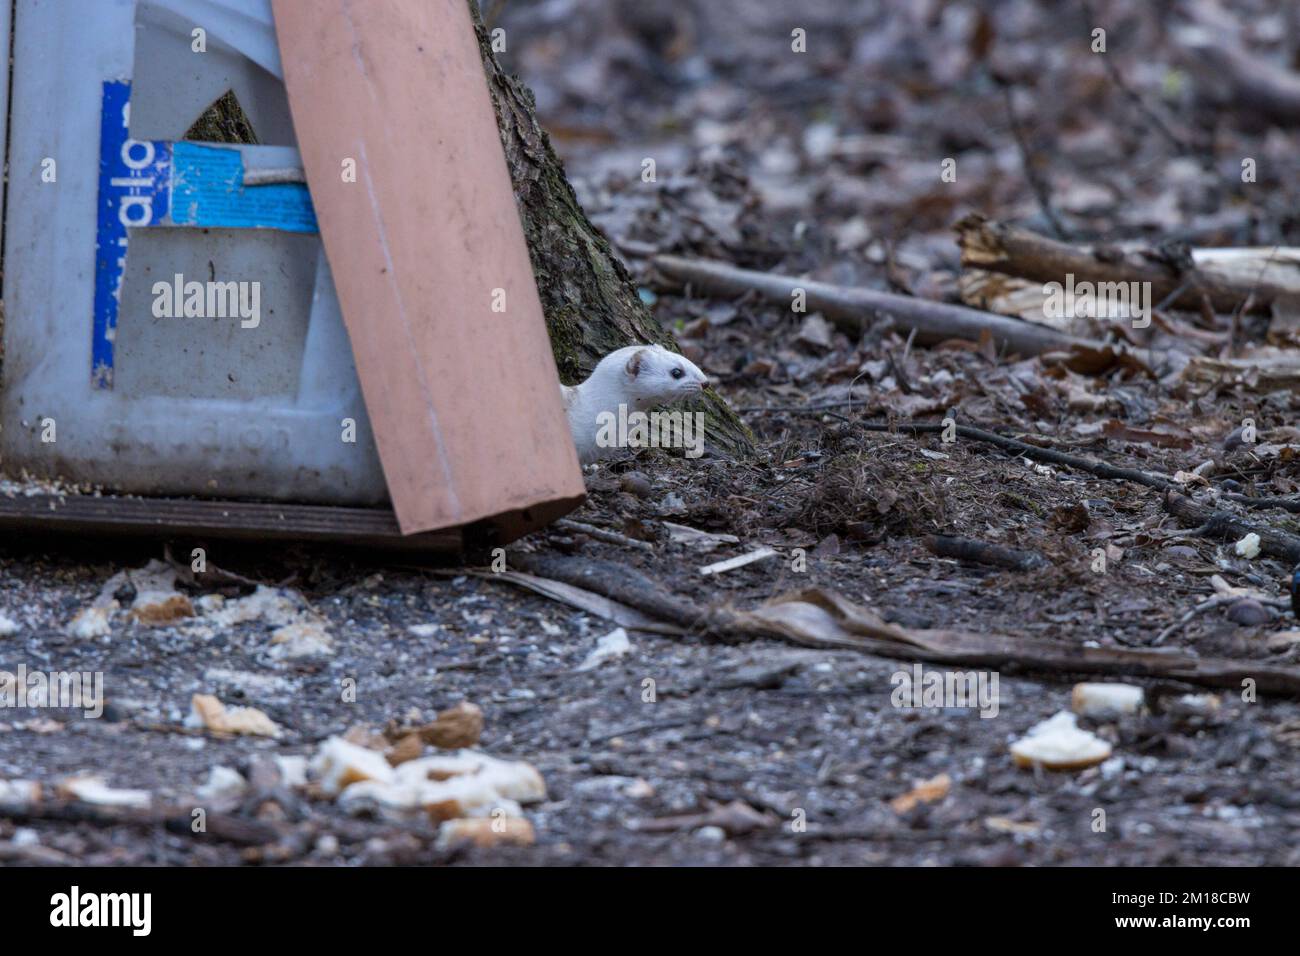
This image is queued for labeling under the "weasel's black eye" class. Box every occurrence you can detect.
[671,367,685,379]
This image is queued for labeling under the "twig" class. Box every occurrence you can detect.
[553,518,654,552]
[652,255,1103,357]
[0,800,284,846]
[857,421,1179,492]
[1153,593,1252,646]
[1000,81,1067,238]
[1162,493,1300,564]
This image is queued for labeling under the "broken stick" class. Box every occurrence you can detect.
[651,255,1103,357]
[956,213,1298,315]
[553,518,654,552]
[490,554,1300,697]
[1162,493,1300,565]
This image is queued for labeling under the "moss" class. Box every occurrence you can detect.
[183,89,258,144]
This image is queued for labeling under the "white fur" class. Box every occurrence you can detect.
[560,344,709,464]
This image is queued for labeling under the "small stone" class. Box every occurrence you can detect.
[1227,599,1270,626]
[694,825,727,843]
[619,472,653,498]
[624,778,655,799]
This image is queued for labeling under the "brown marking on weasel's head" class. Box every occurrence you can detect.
[622,344,708,407]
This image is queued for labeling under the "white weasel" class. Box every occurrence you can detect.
[560,344,709,464]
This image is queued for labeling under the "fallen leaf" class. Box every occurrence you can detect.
[384,701,485,750]
[890,773,952,813]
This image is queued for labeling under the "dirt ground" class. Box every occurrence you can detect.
[2,0,1300,864]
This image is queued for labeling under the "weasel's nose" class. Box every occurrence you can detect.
[700,379,711,390]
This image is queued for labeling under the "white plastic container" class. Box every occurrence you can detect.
[0,0,388,504]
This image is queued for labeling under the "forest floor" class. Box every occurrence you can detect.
[2,0,1299,865]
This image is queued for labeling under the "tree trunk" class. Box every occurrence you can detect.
[467,2,754,458]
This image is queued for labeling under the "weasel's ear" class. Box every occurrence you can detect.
[624,348,647,378]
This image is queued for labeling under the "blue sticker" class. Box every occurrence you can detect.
[170,142,317,233]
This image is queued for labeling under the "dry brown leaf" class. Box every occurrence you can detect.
[384,701,484,750]
[890,773,952,813]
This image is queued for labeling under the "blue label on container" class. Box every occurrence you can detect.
[92,81,318,387]
[93,80,171,387]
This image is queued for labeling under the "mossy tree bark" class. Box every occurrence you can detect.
[467,2,754,458]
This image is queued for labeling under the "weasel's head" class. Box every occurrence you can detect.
[600,344,710,409]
